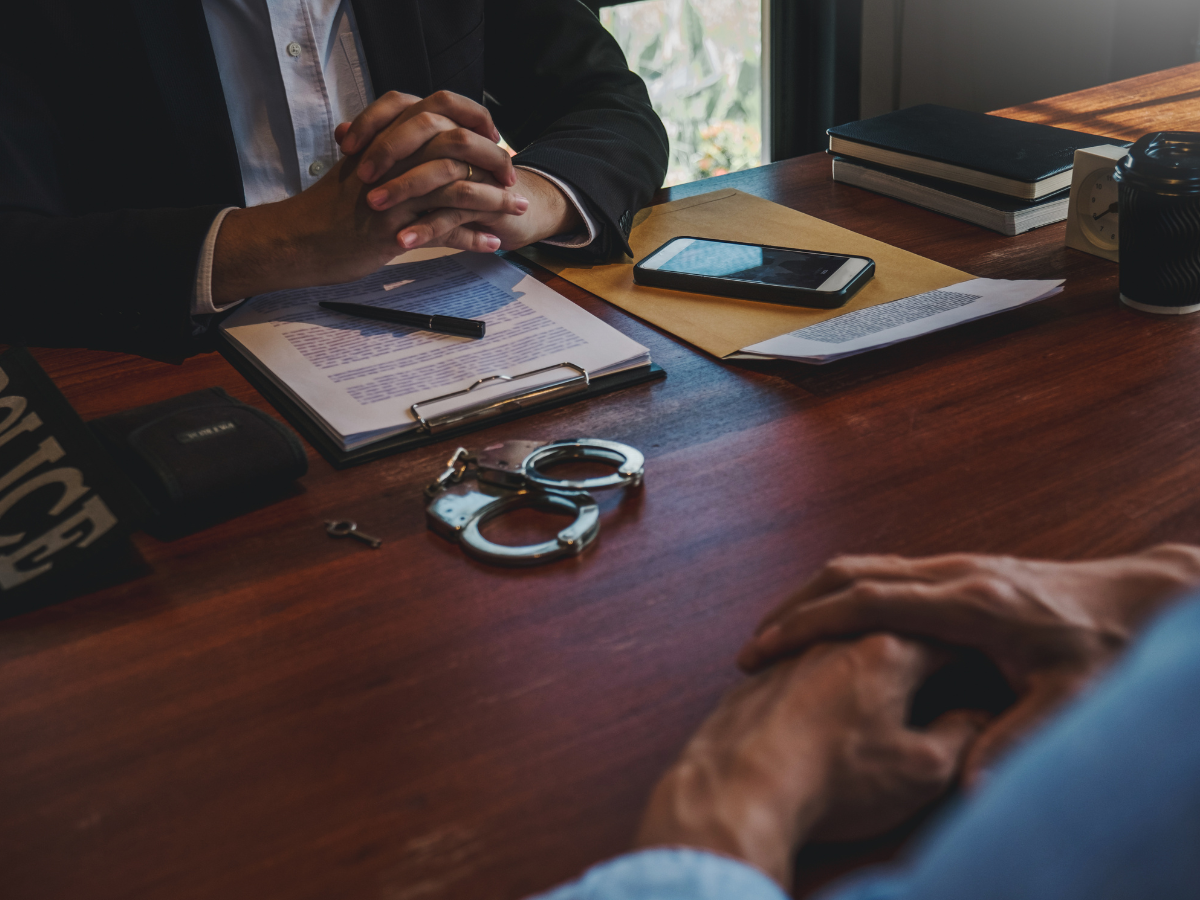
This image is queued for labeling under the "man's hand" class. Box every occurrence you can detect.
[336,90,512,188]
[394,168,581,252]
[210,154,525,305]
[337,90,583,251]
[737,544,1200,783]
[210,89,583,304]
[636,636,986,887]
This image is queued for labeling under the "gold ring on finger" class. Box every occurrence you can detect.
[466,164,474,181]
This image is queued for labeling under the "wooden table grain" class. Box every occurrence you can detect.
[4,63,1200,900]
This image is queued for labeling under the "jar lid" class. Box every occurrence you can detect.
[1115,132,1200,196]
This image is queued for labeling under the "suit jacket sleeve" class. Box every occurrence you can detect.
[483,0,668,261]
[0,7,226,357]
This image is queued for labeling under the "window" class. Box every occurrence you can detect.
[599,0,766,186]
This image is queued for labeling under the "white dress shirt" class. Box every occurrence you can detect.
[194,0,596,314]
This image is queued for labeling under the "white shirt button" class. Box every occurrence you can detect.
[286,42,302,57]
[309,160,326,176]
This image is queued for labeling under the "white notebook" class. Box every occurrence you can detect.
[832,158,1071,237]
[220,250,652,451]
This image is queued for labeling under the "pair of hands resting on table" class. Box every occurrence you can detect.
[210,91,582,306]
[636,543,1200,887]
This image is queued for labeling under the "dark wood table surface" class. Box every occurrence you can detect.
[5,63,1200,900]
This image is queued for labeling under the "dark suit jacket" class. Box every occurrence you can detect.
[0,0,667,356]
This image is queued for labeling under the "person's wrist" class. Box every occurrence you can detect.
[211,205,293,305]
[211,198,331,305]
[512,169,582,244]
[634,749,829,886]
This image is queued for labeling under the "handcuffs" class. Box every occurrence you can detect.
[425,438,645,566]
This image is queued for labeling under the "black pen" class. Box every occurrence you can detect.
[318,301,486,339]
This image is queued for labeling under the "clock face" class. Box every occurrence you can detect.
[1078,166,1119,249]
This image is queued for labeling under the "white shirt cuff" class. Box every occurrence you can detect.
[191,207,246,316]
[515,165,598,249]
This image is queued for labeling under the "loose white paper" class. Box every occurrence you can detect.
[220,252,650,450]
[733,278,1064,364]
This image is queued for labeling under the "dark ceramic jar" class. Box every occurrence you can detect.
[1115,132,1200,314]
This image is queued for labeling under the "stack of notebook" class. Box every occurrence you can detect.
[828,105,1127,236]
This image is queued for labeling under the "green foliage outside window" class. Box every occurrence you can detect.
[601,0,763,186]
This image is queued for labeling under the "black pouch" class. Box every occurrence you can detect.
[89,388,308,533]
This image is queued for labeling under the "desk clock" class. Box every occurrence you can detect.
[1065,144,1128,262]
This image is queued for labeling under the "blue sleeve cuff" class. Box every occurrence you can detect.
[529,848,788,900]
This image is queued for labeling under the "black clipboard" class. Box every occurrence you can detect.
[218,334,665,469]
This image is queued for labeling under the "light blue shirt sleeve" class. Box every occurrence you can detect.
[529,848,787,900]
[532,593,1200,900]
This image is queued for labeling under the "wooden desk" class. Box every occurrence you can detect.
[4,63,1200,900]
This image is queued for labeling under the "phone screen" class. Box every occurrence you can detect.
[643,238,865,292]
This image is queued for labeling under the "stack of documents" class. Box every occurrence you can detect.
[528,190,1065,366]
[526,188,972,359]
[220,251,652,452]
[732,279,1064,363]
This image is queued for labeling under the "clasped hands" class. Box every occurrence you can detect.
[637,544,1200,887]
[212,90,581,306]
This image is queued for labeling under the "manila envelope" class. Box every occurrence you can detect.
[520,188,972,359]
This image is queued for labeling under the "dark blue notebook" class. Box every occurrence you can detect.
[828,105,1126,200]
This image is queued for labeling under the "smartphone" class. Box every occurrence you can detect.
[633,237,875,309]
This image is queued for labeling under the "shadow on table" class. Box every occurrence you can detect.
[0,540,152,624]
[143,481,307,542]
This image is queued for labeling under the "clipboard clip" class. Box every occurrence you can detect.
[411,363,590,434]
[424,438,645,567]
